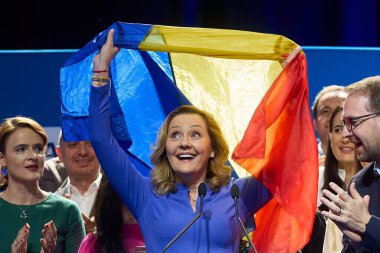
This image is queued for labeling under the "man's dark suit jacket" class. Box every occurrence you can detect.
[39,157,68,192]
[343,162,380,253]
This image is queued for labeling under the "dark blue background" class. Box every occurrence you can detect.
[1,47,380,127]
[0,0,378,49]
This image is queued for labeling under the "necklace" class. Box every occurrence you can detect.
[188,191,197,202]
[188,185,199,202]
[16,205,30,219]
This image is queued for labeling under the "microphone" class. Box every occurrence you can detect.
[231,184,257,253]
[161,182,207,253]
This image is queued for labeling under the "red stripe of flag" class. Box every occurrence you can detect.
[232,52,318,252]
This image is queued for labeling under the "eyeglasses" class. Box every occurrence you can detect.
[341,112,380,132]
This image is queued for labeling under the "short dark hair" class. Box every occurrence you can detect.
[312,85,346,118]
[346,75,380,112]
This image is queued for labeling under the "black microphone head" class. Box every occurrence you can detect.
[231,184,240,199]
[198,182,207,197]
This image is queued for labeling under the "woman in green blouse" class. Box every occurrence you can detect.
[0,116,85,253]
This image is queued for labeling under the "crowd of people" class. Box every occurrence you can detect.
[0,28,379,252]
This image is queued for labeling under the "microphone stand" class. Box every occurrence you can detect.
[161,183,206,253]
[231,184,257,253]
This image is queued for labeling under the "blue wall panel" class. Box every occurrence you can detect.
[1,50,75,126]
[304,47,380,109]
[1,47,380,149]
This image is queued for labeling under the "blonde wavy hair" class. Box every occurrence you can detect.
[150,105,231,195]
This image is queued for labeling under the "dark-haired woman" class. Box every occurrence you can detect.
[318,106,362,253]
[78,177,145,253]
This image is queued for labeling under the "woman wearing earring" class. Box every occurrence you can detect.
[0,165,7,192]
[0,116,85,253]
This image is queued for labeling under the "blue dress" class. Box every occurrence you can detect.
[89,84,271,253]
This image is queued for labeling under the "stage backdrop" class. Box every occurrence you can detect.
[1,47,380,157]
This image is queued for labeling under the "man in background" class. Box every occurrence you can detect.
[53,131,102,234]
[312,85,347,161]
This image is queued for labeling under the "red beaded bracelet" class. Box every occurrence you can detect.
[93,70,109,73]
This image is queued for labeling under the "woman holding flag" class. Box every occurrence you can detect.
[88,28,272,253]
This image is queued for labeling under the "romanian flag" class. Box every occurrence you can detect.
[60,21,318,252]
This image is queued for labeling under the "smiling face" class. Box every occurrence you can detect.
[342,94,380,163]
[0,127,45,184]
[314,91,346,153]
[165,113,214,185]
[329,110,356,168]
[56,140,100,181]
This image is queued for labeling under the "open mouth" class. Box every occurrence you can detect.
[176,154,195,160]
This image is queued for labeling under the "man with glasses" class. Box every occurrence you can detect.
[320,76,380,253]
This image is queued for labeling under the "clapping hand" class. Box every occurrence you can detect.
[40,220,57,253]
[11,223,30,253]
[321,182,371,243]
[81,213,96,234]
